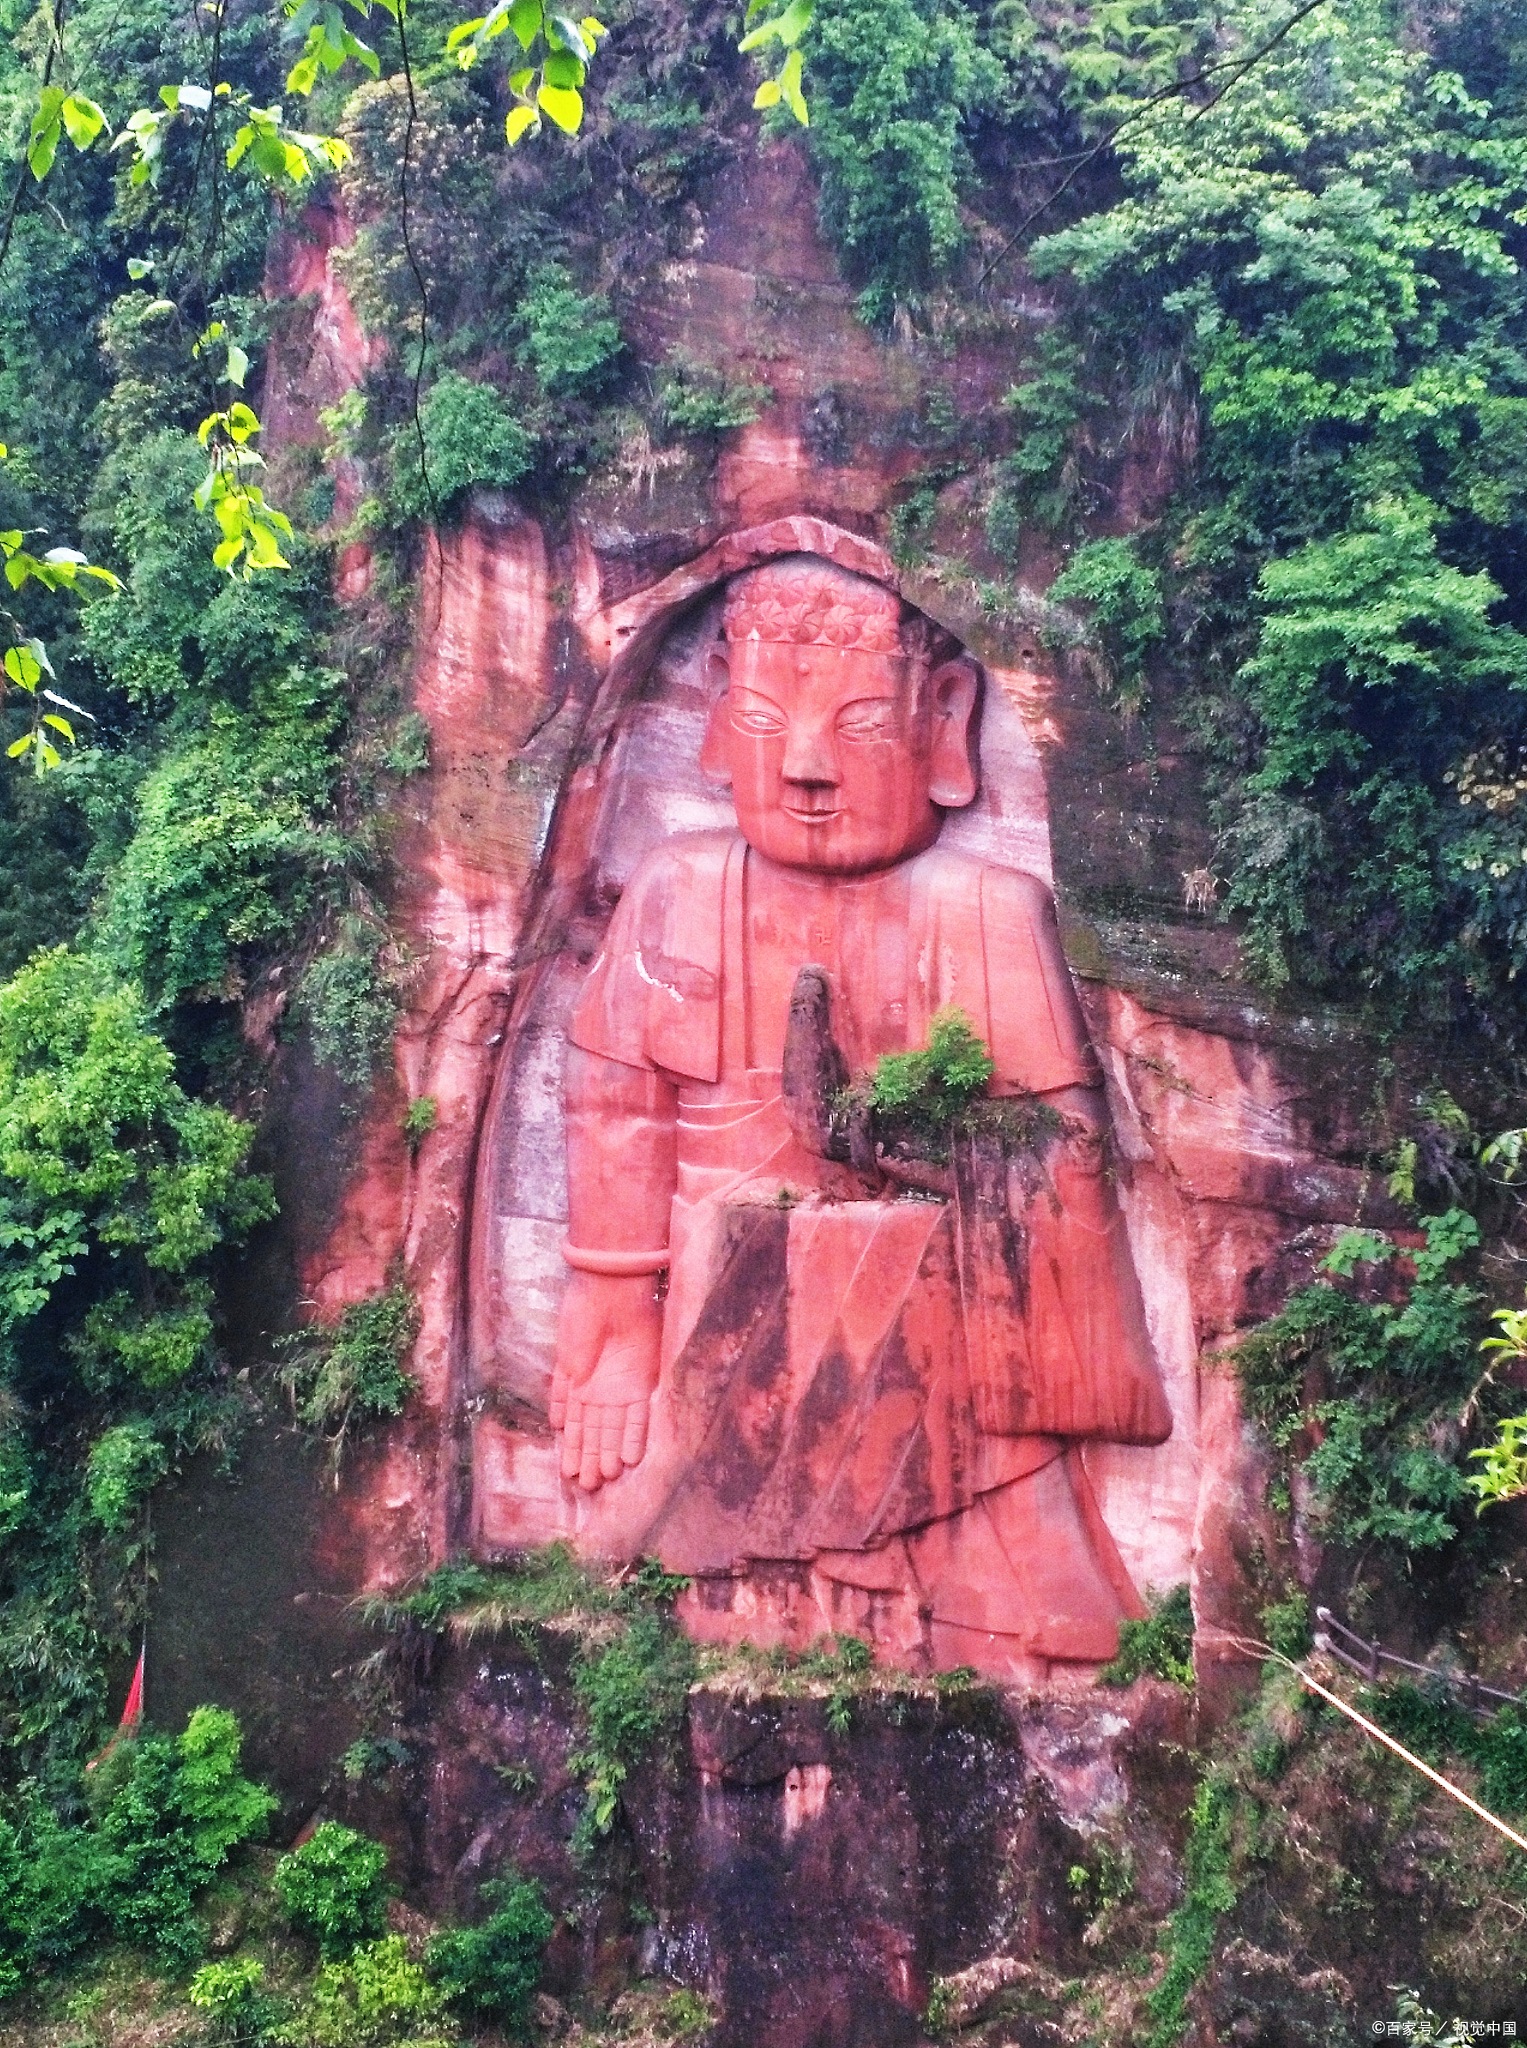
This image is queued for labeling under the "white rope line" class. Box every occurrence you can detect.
[1212,1632,1527,1857]
[1293,1663,1527,1855]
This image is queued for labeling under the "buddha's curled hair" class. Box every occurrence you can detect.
[721,553,961,669]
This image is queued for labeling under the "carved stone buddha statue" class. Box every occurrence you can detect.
[550,554,1171,1678]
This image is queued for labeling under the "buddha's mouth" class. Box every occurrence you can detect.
[782,802,841,824]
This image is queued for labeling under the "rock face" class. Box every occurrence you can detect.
[360,1635,1196,2048]
[263,139,1404,1699]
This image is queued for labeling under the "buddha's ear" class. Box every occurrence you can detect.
[699,643,732,785]
[928,656,979,808]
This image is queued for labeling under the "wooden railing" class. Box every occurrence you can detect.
[1313,1606,1523,1716]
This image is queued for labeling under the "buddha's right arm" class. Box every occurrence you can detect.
[563,1046,678,1260]
[555,1048,678,1488]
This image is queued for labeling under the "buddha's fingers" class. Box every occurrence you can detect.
[560,1394,589,1484]
[620,1397,649,1470]
[549,1365,569,1431]
[578,1408,607,1492]
[599,1405,626,1483]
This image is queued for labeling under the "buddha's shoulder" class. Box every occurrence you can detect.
[906,845,1058,921]
[615,829,742,903]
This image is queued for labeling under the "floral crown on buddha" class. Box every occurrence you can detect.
[721,555,951,662]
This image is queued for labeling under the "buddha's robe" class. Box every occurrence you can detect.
[566,829,1171,1660]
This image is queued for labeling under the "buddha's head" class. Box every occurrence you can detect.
[701,556,979,875]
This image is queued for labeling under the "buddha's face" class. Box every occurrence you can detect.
[704,634,978,875]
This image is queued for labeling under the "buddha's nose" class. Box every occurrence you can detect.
[782,718,839,788]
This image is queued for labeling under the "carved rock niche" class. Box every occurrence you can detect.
[462,518,1203,1683]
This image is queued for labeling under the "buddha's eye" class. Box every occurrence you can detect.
[836,698,897,741]
[729,693,787,736]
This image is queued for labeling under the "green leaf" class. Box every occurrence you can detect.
[126,257,154,279]
[753,78,780,108]
[780,47,807,123]
[508,0,542,49]
[537,82,582,132]
[6,736,32,759]
[505,104,538,143]
[3,646,41,688]
[26,116,60,182]
[542,48,585,89]
[61,94,106,148]
[549,11,590,54]
[226,344,250,388]
[41,715,75,743]
[775,0,812,48]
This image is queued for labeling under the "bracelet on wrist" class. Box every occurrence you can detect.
[562,1242,671,1276]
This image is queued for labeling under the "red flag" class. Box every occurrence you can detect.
[86,1648,144,1771]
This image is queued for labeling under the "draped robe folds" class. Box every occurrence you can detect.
[564,830,1172,1662]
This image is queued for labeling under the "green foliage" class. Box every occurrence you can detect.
[516,263,623,397]
[998,331,1104,535]
[0,948,271,1319]
[1466,1286,1527,1509]
[1233,1211,1488,1557]
[797,0,1004,314]
[425,1872,553,2027]
[297,925,398,1087]
[394,373,534,521]
[1048,536,1165,705]
[277,1284,418,1468]
[402,1095,437,1155]
[741,0,813,125]
[571,1609,698,1850]
[342,1734,412,1782]
[1021,1,1527,1004]
[0,1782,103,1990]
[368,1546,697,1852]
[992,0,1210,133]
[443,2,609,147]
[1099,1583,1194,1689]
[1469,1411,1527,1510]
[1144,1776,1237,2047]
[1257,1594,1312,1663]
[1367,1679,1527,1817]
[924,1976,957,2036]
[85,1421,169,1533]
[97,675,348,1014]
[175,1705,278,1867]
[189,1955,270,2035]
[289,1934,455,2048]
[656,357,769,436]
[274,1821,391,1959]
[91,1712,274,1961]
[868,1005,995,1126]
[0,1705,272,1991]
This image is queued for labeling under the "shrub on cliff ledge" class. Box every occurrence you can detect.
[276,1283,419,1474]
[1099,1583,1194,1689]
[275,1821,391,1958]
[391,373,535,522]
[426,1873,553,2029]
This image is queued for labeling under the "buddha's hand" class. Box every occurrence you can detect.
[551,1271,664,1492]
